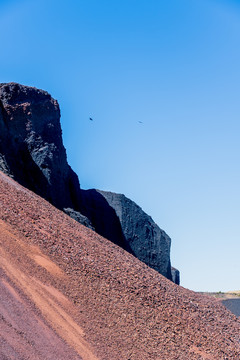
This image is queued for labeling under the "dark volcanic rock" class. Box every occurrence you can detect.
[63,207,94,230]
[0,82,81,211]
[171,267,180,285]
[0,82,179,282]
[81,190,172,279]
[80,189,132,252]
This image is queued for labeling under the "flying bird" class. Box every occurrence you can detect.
[89,117,93,121]
[138,121,143,124]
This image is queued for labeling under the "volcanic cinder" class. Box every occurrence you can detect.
[0,171,239,360]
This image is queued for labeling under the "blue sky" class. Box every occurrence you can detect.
[0,0,240,292]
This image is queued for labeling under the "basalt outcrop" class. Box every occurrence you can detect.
[81,189,173,280]
[0,82,81,211]
[0,82,178,282]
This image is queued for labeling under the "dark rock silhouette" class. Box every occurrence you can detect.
[0,82,178,282]
[0,82,81,211]
[171,267,180,285]
[83,190,172,279]
[63,207,94,230]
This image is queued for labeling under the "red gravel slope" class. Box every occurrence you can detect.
[0,171,239,360]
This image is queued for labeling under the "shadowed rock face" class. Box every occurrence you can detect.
[0,82,81,211]
[81,190,172,279]
[171,267,180,285]
[0,82,178,282]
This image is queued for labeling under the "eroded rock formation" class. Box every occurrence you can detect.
[0,82,179,282]
[81,190,172,279]
[0,82,81,211]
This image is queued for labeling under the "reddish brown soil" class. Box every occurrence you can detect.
[0,170,239,360]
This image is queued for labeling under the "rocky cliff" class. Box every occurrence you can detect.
[0,82,179,282]
[81,189,173,280]
[0,82,81,211]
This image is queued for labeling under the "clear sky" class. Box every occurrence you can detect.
[0,0,240,292]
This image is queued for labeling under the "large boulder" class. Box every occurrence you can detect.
[80,189,172,279]
[0,82,179,282]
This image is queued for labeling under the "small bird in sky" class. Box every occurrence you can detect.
[89,117,93,121]
[138,121,143,124]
